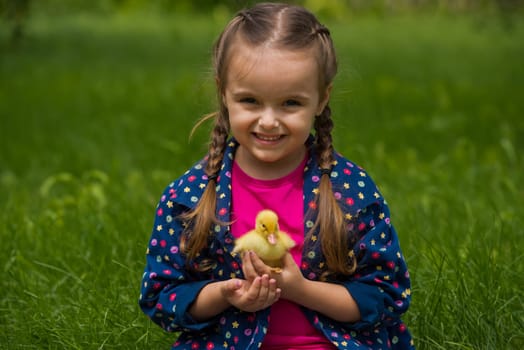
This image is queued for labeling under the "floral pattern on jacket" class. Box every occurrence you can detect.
[139,138,414,349]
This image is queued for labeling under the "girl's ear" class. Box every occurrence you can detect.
[317,83,333,115]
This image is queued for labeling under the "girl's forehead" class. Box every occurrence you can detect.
[224,44,321,99]
[225,42,319,81]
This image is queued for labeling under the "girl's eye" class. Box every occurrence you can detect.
[284,99,301,107]
[240,97,257,104]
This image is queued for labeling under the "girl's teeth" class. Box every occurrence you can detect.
[258,134,280,141]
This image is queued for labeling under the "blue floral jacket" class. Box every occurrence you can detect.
[139,138,414,349]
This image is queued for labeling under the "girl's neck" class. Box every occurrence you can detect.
[234,145,307,180]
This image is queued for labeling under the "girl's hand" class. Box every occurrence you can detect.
[220,252,281,312]
[240,252,361,323]
[246,251,305,300]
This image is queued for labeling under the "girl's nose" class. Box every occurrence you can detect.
[258,109,280,129]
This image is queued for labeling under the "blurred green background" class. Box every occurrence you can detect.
[1,0,523,349]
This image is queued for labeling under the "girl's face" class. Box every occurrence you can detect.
[223,42,330,180]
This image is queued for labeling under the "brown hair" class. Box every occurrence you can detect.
[181,2,356,277]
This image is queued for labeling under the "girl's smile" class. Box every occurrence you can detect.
[224,42,330,180]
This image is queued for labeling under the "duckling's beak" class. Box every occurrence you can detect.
[267,233,277,245]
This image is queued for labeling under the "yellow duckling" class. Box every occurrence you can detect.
[232,209,295,272]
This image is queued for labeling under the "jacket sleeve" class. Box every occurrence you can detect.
[341,199,411,330]
[138,184,216,332]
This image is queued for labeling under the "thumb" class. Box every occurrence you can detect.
[282,252,295,267]
[224,278,242,295]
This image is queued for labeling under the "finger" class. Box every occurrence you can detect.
[227,278,242,290]
[257,274,270,300]
[222,279,243,302]
[224,278,242,294]
[282,252,295,267]
[242,252,258,282]
[245,275,262,302]
[266,277,279,303]
[275,287,282,300]
[250,251,271,275]
[242,251,262,280]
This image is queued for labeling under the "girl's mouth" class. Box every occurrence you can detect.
[253,133,283,142]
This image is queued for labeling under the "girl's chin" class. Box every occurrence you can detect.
[250,150,283,164]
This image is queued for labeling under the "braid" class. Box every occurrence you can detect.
[310,106,357,280]
[206,106,230,176]
[179,7,238,265]
[180,108,229,264]
[312,23,331,39]
[314,105,335,168]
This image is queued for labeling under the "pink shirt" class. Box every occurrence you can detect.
[231,158,335,350]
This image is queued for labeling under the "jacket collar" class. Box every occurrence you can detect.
[172,135,330,219]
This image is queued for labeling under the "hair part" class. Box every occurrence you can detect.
[181,2,356,277]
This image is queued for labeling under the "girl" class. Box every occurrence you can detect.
[139,3,413,349]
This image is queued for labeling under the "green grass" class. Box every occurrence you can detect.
[1,11,523,349]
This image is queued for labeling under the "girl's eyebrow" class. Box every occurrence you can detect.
[229,89,312,100]
[286,94,311,100]
[229,90,253,97]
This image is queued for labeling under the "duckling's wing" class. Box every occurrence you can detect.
[279,231,296,250]
[232,230,267,254]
